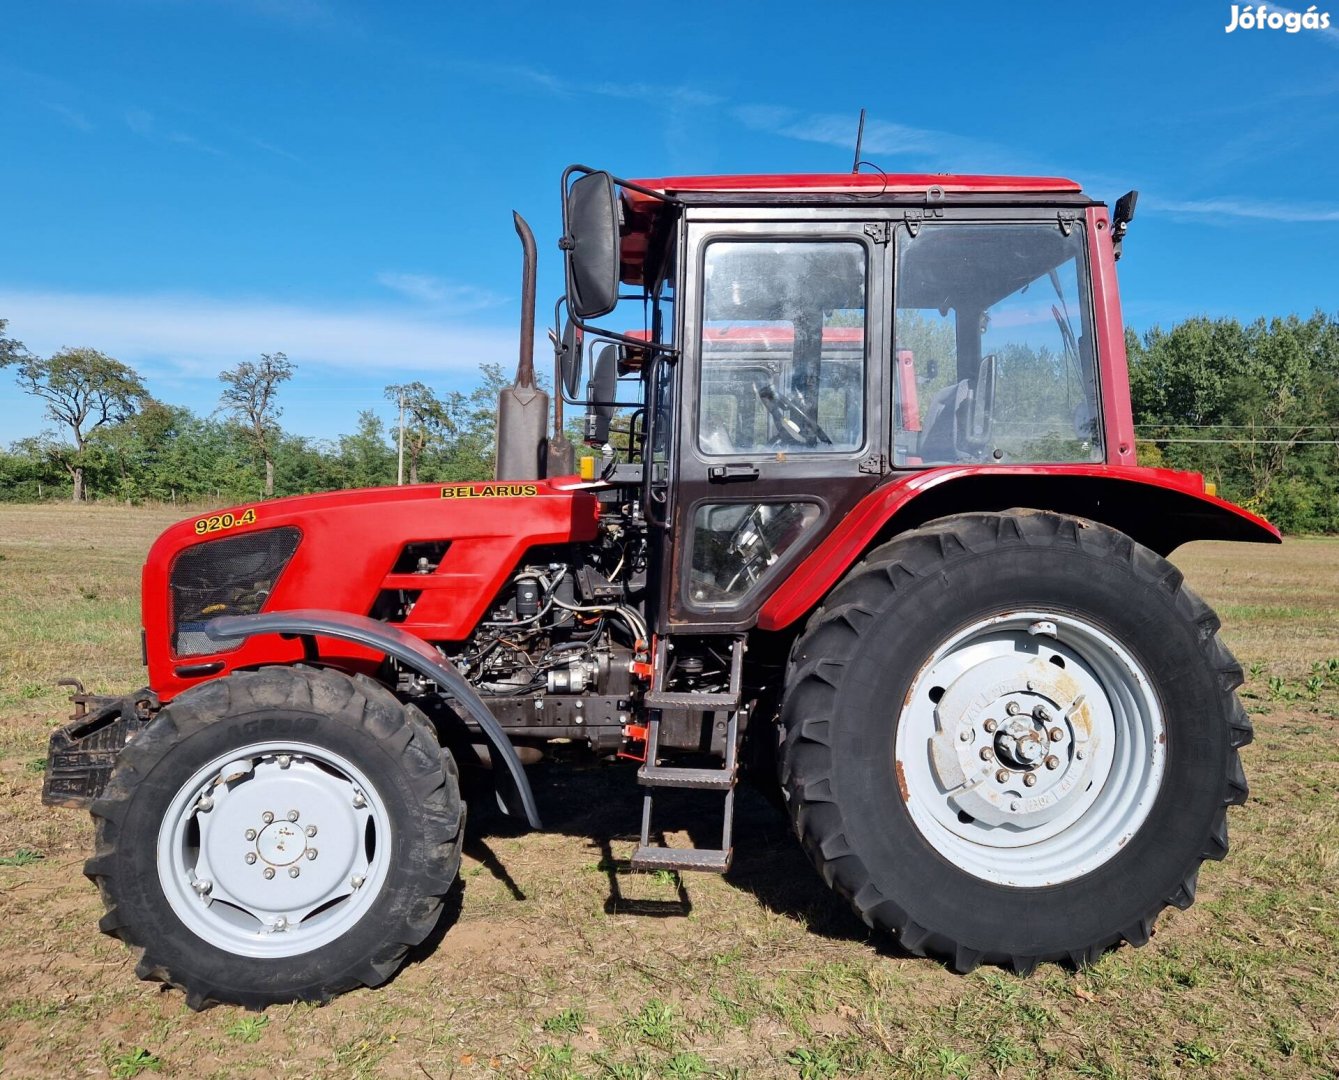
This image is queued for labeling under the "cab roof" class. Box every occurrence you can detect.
[617,172,1089,284]
[626,172,1082,201]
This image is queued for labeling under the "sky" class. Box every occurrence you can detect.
[3,0,1338,446]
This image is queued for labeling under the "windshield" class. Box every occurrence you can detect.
[893,222,1100,466]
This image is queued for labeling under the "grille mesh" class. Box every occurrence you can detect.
[169,527,300,656]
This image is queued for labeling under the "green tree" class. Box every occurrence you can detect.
[385,381,452,484]
[1,346,149,501]
[336,411,396,489]
[219,352,293,498]
[0,318,24,365]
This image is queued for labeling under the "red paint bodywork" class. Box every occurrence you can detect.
[625,172,1082,202]
[143,480,599,702]
[757,464,1281,632]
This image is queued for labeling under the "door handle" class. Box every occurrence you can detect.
[707,464,760,483]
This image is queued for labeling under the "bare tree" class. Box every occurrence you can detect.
[1,345,148,501]
[219,352,294,497]
[384,381,453,484]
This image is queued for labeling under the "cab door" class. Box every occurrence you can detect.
[662,215,891,632]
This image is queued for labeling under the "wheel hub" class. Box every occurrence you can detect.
[255,820,307,866]
[927,655,1094,829]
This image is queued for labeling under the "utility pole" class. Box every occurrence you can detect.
[397,388,406,485]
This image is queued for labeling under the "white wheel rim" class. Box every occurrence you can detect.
[157,740,392,958]
[894,611,1165,887]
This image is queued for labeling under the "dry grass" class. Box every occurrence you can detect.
[0,504,1335,1079]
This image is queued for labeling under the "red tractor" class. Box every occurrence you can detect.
[45,166,1279,1009]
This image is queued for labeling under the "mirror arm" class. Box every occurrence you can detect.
[564,310,679,363]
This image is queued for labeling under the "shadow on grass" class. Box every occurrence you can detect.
[463,760,900,951]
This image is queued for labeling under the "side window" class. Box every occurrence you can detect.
[689,501,821,606]
[893,224,1101,466]
[699,241,867,454]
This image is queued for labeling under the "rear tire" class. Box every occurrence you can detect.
[87,666,464,1009]
[779,511,1250,973]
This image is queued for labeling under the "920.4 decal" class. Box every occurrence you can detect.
[193,508,258,536]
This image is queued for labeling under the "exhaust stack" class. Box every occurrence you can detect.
[495,212,549,481]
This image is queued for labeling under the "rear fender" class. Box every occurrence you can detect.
[758,465,1279,632]
[208,610,542,829]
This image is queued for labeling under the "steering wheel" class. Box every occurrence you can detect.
[721,504,783,593]
[754,381,832,447]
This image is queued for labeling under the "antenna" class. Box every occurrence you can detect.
[851,108,866,173]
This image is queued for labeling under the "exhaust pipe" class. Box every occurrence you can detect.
[495,212,550,481]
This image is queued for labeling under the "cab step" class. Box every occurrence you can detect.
[629,701,741,875]
[637,763,735,790]
[631,845,731,873]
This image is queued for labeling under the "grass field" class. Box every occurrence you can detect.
[0,503,1335,1079]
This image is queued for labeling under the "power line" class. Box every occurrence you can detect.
[1136,437,1338,445]
[1134,423,1339,430]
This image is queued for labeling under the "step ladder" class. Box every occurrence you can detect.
[630,639,744,874]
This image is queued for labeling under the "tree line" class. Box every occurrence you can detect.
[2,312,1337,533]
[0,319,513,505]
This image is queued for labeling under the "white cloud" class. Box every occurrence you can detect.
[0,288,519,381]
[375,272,507,312]
[730,105,1011,170]
[41,101,93,132]
[1142,196,1339,223]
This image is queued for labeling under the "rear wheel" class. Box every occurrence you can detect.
[780,511,1250,973]
[88,666,463,1009]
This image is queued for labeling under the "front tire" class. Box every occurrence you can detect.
[87,666,464,1009]
[780,511,1251,973]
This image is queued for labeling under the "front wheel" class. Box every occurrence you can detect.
[87,666,464,1009]
[780,511,1251,973]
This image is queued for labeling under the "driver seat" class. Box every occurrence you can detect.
[918,380,972,463]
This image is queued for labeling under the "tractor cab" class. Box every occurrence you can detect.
[556,168,1137,633]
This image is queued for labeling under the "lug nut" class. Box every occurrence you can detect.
[273,916,288,931]
[264,867,276,880]
[351,874,365,890]
[262,811,274,824]
[277,754,292,769]
[1023,773,1038,787]
[1045,755,1060,770]
[245,852,257,865]
[983,719,998,733]
[1049,728,1064,742]
[288,866,300,878]
[352,793,367,809]
[305,825,317,838]
[287,810,300,822]
[196,795,213,812]
[959,729,971,742]
[1005,702,1020,716]
[245,828,257,841]
[192,879,212,895]
[306,849,317,861]
[995,769,1010,783]
[979,747,993,761]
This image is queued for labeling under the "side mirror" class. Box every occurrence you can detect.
[1111,189,1139,260]
[968,353,998,449]
[563,171,621,320]
[585,344,619,444]
[558,319,583,399]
